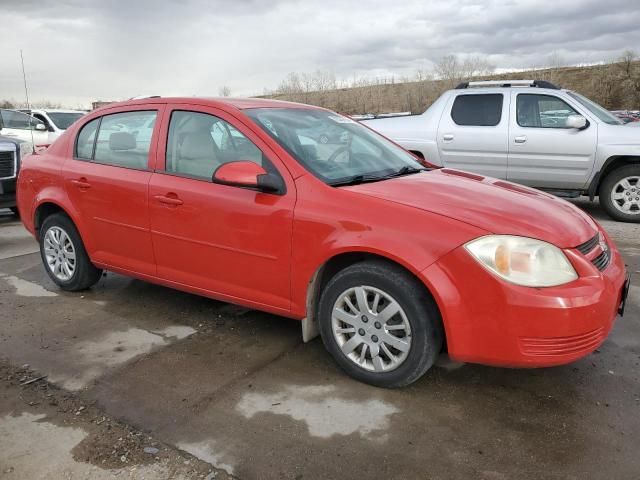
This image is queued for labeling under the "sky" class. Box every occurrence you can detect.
[1,0,639,108]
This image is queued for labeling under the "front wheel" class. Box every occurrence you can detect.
[318,260,443,388]
[599,165,640,222]
[39,213,103,291]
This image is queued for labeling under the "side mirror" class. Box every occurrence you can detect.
[566,115,587,130]
[34,123,47,131]
[213,161,284,194]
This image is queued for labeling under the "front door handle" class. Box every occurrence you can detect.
[70,177,91,189]
[443,134,454,141]
[154,194,183,206]
[514,136,527,144]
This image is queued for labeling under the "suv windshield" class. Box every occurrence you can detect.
[245,108,424,185]
[566,92,622,125]
[47,112,84,130]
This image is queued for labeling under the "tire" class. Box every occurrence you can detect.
[318,260,443,388]
[39,213,103,291]
[10,207,19,218]
[599,165,640,223]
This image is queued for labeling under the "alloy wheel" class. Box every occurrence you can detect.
[43,226,77,281]
[610,176,640,215]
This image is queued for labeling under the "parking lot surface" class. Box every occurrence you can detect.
[0,199,639,479]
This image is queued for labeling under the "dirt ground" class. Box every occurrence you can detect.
[0,198,638,480]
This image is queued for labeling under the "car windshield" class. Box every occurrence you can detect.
[244,108,424,185]
[566,92,622,125]
[47,112,84,130]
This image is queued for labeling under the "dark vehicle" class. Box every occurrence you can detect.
[0,135,32,216]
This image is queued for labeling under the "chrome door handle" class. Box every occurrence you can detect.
[154,194,183,206]
[514,136,527,144]
[443,134,454,141]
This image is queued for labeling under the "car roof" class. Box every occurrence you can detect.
[95,97,324,112]
[33,109,86,113]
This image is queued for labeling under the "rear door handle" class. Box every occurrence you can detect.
[443,134,454,141]
[514,136,527,144]
[154,194,183,206]
[70,178,91,189]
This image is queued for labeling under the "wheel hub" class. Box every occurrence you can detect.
[43,226,76,281]
[331,285,412,372]
[611,176,640,215]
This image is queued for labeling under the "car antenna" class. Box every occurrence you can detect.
[20,49,35,153]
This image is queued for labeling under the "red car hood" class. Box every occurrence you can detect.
[345,169,598,248]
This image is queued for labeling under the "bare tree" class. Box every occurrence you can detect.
[218,86,231,97]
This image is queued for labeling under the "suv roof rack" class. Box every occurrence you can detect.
[455,80,561,90]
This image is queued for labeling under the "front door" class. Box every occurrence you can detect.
[63,107,162,276]
[148,106,295,312]
[507,92,598,189]
[436,92,509,179]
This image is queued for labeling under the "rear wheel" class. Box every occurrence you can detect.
[600,165,640,222]
[39,213,103,291]
[318,260,442,388]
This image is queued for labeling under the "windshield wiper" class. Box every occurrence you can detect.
[330,166,425,187]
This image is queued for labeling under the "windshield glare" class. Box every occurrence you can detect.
[566,92,622,125]
[245,108,423,185]
[48,112,84,130]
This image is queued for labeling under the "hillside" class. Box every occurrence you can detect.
[266,61,640,115]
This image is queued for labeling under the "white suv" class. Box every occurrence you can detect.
[21,109,86,140]
[365,80,640,222]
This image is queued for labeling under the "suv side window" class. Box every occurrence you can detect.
[0,109,45,130]
[165,110,268,181]
[516,94,579,128]
[451,94,503,126]
[74,111,157,168]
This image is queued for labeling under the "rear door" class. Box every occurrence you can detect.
[507,92,597,189]
[148,105,295,311]
[436,92,509,178]
[63,106,163,276]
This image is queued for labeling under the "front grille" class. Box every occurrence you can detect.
[592,250,610,271]
[574,233,610,271]
[0,151,16,179]
[520,327,605,356]
[576,234,599,254]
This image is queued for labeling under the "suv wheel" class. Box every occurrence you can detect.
[318,260,443,388]
[39,213,103,291]
[10,207,19,218]
[600,165,640,222]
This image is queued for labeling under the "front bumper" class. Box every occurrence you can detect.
[421,233,627,367]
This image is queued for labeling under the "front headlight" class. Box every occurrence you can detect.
[18,141,34,158]
[465,235,578,287]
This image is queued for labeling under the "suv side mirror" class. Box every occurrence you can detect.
[34,123,47,131]
[213,161,284,194]
[566,115,588,130]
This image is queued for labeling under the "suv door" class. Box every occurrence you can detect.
[436,92,509,178]
[148,106,295,312]
[63,106,163,276]
[507,92,597,189]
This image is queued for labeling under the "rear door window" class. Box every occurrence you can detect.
[451,94,503,126]
[75,111,157,169]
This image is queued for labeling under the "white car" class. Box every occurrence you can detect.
[22,109,86,141]
[0,109,50,148]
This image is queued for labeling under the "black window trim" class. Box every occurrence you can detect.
[159,109,287,194]
[450,93,504,127]
[515,93,583,130]
[73,110,158,171]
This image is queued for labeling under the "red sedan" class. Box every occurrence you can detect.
[16,97,630,387]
